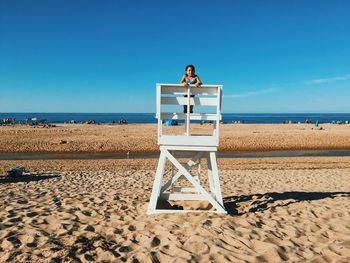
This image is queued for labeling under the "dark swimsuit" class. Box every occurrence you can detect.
[185,76,197,85]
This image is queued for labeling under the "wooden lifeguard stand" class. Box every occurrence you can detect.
[147,84,226,214]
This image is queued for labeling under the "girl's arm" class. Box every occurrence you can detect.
[180,75,188,86]
[195,75,202,87]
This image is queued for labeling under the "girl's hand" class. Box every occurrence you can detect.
[195,83,201,87]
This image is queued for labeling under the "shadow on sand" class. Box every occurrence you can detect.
[152,192,350,214]
[223,191,350,216]
[0,174,60,184]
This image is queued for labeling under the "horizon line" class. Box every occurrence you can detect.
[1,112,350,114]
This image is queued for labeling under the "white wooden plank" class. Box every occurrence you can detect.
[160,193,207,201]
[215,86,222,142]
[157,83,221,88]
[159,135,218,147]
[206,155,215,195]
[210,151,224,206]
[160,145,217,151]
[197,156,202,184]
[161,87,218,95]
[161,87,188,94]
[161,97,218,106]
[160,113,221,121]
[171,187,198,193]
[161,97,183,105]
[190,88,217,95]
[156,84,162,141]
[147,151,167,214]
[194,97,219,106]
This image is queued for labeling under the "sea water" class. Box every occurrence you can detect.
[1,113,350,124]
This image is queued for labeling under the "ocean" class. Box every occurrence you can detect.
[1,113,350,124]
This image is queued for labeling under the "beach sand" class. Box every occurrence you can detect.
[1,124,350,262]
[1,157,350,262]
[0,123,350,153]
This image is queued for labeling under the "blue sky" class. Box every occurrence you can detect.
[0,0,349,113]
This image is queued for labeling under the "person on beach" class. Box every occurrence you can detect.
[180,64,202,113]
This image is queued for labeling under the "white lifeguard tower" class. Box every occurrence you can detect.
[147,83,226,214]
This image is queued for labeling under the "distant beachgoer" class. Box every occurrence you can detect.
[119,117,128,124]
[180,64,202,113]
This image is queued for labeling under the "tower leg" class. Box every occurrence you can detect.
[147,151,166,214]
[209,151,224,206]
[206,153,216,196]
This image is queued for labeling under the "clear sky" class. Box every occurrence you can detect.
[0,0,349,113]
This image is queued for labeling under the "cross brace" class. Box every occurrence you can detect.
[147,146,226,214]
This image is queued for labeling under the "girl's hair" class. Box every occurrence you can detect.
[185,64,195,73]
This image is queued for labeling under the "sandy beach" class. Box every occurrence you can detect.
[0,123,350,153]
[1,124,350,262]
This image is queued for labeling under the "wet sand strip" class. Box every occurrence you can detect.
[1,149,350,160]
